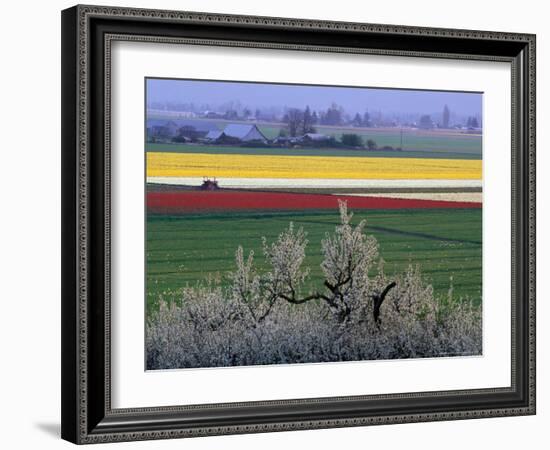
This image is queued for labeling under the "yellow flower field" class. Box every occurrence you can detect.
[146,152,482,180]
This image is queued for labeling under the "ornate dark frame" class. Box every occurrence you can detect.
[61,4,536,444]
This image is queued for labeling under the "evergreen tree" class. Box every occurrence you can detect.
[419,115,433,129]
[363,111,371,127]
[322,103,343,126]
[443,105,450,128]
[302,106,316,134]
[311,111,319,125]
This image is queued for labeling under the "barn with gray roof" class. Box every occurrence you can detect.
[206,123,268,143]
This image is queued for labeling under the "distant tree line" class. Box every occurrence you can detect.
[282,106,317,137]
[282,104,377,137]
[150,99,480,130]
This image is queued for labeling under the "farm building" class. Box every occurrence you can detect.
[273,136,292,145]
[223,124,268,142]
[148,120,180,138]
[206,123,269,143]
[205,130,224,140]
[300,132,331,142]
[147,119,218,133]
[176,125,207,140]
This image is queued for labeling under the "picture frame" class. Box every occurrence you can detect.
[61,4,536,444]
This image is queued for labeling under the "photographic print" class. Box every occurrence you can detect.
[61,8,536,441]
[144,78,483,370]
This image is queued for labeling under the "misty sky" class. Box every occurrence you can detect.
[146,78,482,116]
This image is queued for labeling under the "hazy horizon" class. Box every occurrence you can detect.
[146,78,482,119]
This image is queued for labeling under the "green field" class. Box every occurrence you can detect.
[259,124,482,155]
[146,142,480,160]
[146,208,482,314]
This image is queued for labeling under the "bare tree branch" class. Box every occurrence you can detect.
[372,281,397,325]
